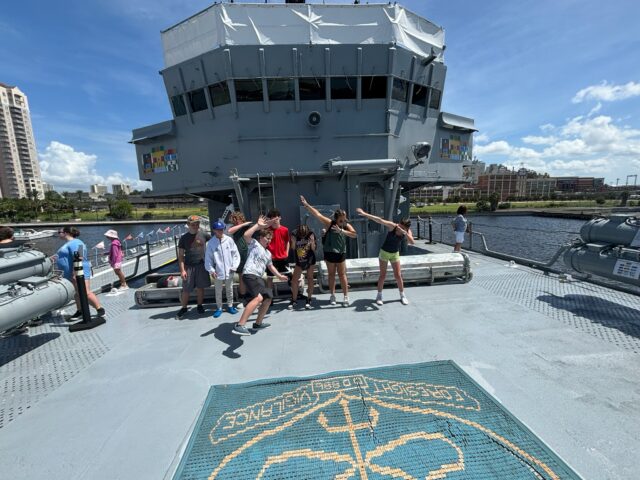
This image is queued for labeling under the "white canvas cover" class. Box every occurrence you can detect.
[161,3,444,68]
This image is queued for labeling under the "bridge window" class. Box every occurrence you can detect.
[429,88,442,109]
[391,78,408,103]
[171,95,187,116]
[299,78,325,101]
[209,82,231,107]
[268,78,295,101]
[411,84,429,106]
[331,77,357,100]
[188,89,208,112]
[362,76,387,99]
[235,79,263,102]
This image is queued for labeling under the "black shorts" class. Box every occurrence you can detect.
[295,253,316,271]
[324,251,346,264]
[243,274,273,300]
[182,263,211,293]
[266,259,289,277]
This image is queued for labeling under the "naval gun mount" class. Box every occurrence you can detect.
[131,1,476,258]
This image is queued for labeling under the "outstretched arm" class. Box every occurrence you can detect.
[338,222,358,239]
[228,221,252,235]
[355,208,396,230]
[243,216,269,243]
[406,229,415,245]
[300,195,331,228]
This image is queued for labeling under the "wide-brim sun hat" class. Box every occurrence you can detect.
[104,229,118,239]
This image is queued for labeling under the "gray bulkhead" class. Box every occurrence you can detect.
[131,5,476,258]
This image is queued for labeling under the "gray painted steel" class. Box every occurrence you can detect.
[0,276,74,332]
[563,243,640,287]
[579,214,640,247]
[132,3,475,256]
[0,248,52,284]
[1,242,639,479]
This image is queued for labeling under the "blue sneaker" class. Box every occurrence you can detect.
[227,306,238,315]
[213,309,223,318]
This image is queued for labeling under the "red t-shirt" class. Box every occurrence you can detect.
[267,225,289,260]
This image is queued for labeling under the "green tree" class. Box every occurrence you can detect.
[111,200,133,220]
[475,199,490,212]
[488,192,500,211]
[619,190,630,207]
[595,196,606,205]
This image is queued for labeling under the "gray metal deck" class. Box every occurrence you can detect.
[0,242,639,479]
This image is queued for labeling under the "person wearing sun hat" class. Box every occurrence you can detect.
[104,229,128,290]
[204,220,240,318]
[175,215,211,319]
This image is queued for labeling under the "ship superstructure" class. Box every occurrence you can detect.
[132,1,475,257]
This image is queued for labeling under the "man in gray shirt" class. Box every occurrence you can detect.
[176,215,211,318]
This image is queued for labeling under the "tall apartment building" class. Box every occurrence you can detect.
[0,83,43,199]
[112,184,131,196]
[90,184,108,196]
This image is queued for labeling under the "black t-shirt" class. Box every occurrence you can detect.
[178,230,211,265]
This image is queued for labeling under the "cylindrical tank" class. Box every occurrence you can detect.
[563,243,640,287]
[0,249,52,284]
[579,215,640,247]
[0,276,75,333]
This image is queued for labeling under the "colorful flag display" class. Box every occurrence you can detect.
[94,241,105,249]
[124,234,134,241]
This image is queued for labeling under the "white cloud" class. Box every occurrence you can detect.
[39,141,148,192]
[522,135,557,145]
[474,133,489,143]
[572,81,640,103]
[475,115,640,178]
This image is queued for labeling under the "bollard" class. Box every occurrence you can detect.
[69,250,106,332]
[417,220,421,239]
[428,216,433,244]
[468,222,473,250]
[146,240,152,271]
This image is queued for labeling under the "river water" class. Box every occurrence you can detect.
[24,215,586,264]
[429,214,584,262]
[25,222,185,259]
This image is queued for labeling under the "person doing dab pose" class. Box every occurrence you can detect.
[232,216,288,336]
[288,224,317,310]
[355,208,415,305]
[300,196,357,307]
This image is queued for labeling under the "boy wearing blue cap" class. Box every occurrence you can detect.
[205,221,241,318]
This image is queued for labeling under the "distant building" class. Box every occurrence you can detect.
[0,83,43,199]
[42,182,55,193]
[462,160,486,183]
[90,184,108,196]
[112,184,131,196]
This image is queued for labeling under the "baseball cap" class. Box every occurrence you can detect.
[186,215,201,224]
[212,221,225,230]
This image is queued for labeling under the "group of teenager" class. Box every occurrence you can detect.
[174,196,415,336]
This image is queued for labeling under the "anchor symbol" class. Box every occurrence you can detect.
[257,394,464,479]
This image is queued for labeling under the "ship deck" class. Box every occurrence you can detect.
[1,241,639,479]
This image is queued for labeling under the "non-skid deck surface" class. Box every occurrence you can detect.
[174,361,580,479]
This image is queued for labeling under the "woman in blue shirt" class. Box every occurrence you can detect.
[56,226,105,320]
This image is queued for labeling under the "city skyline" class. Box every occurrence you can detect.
[1,0,639,191]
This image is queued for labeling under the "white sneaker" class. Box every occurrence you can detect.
[342,296,350,307]
[329,294,336,305]
[400,295,409,305]
[118,285,129,291]
[375,292,383,306]
[235,302,244,310]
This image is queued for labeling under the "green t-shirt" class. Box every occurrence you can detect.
[232,225,251,263]
[323,223,346,254]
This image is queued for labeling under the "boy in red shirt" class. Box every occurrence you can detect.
[265,209,290,289]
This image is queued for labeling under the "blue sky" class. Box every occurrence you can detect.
[1,0,639,191]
